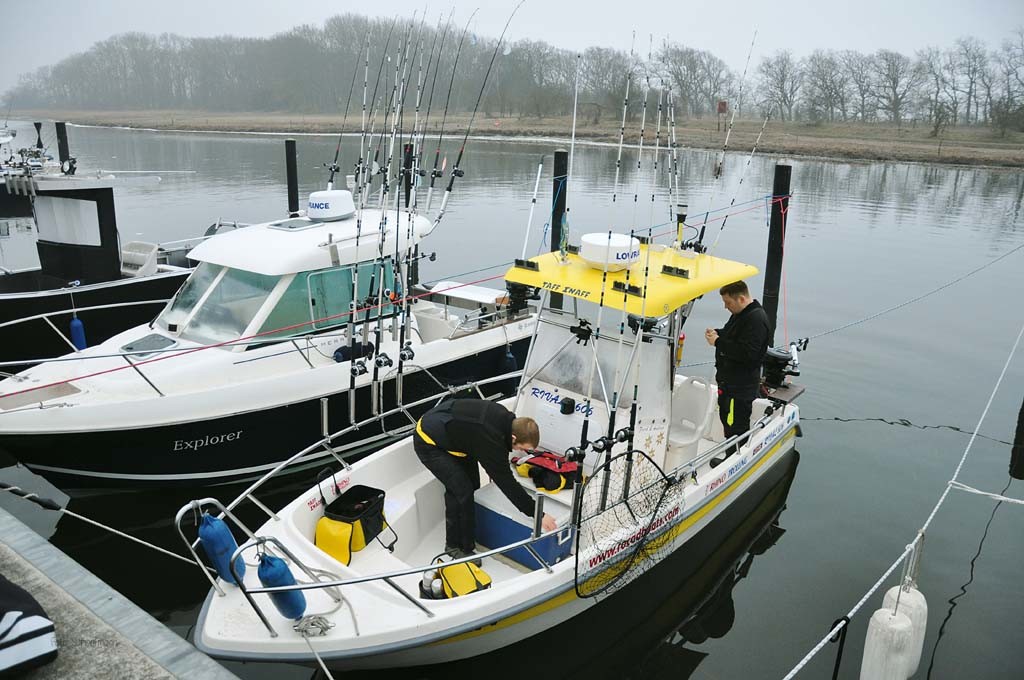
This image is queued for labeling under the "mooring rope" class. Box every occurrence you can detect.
[782,315,1024,678]
[947,481,1024,505]
[0,482,212,572]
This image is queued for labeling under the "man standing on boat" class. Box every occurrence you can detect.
[704,281,771,465]
[414,398,558,563]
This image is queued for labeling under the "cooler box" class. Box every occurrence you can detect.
[474,482,574,569]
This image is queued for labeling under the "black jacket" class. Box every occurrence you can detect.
[714,300,771,388]
[419,398,535,517]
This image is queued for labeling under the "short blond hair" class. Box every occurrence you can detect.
[511,417,540,448]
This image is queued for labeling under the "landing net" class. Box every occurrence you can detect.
[574,450,687,598]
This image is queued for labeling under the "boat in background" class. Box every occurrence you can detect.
[1,122,245,371]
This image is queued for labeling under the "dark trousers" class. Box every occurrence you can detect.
[414,434,480,553]
[717,383,759,453]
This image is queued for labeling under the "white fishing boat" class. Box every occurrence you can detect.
[180,227,806,670]
[0,182,533,488]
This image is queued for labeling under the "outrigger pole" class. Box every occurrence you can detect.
[432,1,525,231]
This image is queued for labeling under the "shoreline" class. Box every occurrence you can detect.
[15,109,1024,169]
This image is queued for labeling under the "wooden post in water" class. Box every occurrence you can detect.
[762,163,791,347]
[55,122,70,166]
[285,139,299,217]
[550,149,568,310]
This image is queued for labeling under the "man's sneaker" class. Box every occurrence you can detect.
[446,547,482,567]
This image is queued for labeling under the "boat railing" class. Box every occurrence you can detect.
[223,494,560,638]
[178,369,524,550]
[0,298,175,360]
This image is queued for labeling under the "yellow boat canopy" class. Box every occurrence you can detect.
[505,245,758,317]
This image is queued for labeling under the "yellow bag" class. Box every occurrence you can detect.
[315,516,356,565]
[313,470,396,565]
[438,561,492,598]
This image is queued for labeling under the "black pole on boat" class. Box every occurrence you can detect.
[402,142,413,208]
[34,122,43,149]
[762,163,791,348]
[55,122,70,164]
[285,139,299,217]
[550,149,568,310]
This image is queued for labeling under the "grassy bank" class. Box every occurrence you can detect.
[19,109,1024,168]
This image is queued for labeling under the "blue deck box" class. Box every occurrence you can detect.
[474,482,574,570]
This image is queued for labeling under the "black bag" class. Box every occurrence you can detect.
[314,469,397,564]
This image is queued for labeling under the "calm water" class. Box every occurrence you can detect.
[2,120,1023,679]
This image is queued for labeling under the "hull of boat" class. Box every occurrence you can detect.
[3,338,529,489]
[0,271,189,370]
[194,419,800,670]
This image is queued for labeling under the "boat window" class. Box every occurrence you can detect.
[258,273,315,339]
[156,262,222,332]
[308,260,396,331]
[177,268,279,344]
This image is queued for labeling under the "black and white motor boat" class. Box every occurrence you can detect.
[0,186,533,488]
[1,122,235,369]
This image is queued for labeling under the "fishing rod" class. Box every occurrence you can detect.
[394,13,454,402]
[610,47,636,206]
[708,110,773,255]
[348,20,398,424]
[697,28,757,247]
[411,11,453,210]
[647,66,665,236]
[357,17,399,203]
[576,231,617,517]
[425,9,478,213]
[559,53,582,260]
[666,86,685,245]
[327,33,369,190]
[432,1,526,232]
[369,15,420,415]
[619,223,656,501]
[519,159,545,259]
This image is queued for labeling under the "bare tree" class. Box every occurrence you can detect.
[803,49,849,121]
[841,50,876,121]
[955,37,989,123]
[871,49,924,123]
[757,50,803,121]
[659,43,703,118]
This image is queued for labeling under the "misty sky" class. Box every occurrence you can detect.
[5,0,1022,96]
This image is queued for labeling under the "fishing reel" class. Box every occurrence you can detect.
[451,168,464,178]
[590,436,613,453]
[351,360,369,377]
[613,427,632,443]
[374,353,393,369]
[399,343,415,362]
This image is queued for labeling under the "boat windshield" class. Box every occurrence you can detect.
[156,263,279,345]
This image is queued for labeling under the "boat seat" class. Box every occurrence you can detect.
[120,241,159,278]
[665,376,717,469]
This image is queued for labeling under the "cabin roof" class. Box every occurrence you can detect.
[187,210,429,276]
[505,244,759,316]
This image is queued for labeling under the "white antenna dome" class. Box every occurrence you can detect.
[579,232,640,272]
[307,190,355,221]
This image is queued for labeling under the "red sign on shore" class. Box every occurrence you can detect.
[717,100,728,114]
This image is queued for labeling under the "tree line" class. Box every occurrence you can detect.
[5,14,1023,135]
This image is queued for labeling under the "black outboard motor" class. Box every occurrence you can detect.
[762,338,808,388]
